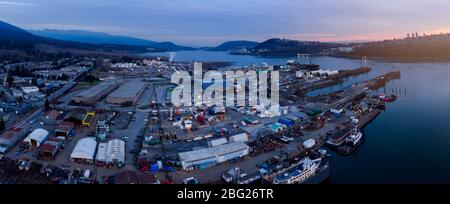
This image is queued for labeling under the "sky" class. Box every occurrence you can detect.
[2,0,450,46]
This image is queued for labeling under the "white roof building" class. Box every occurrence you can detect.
[106,139,125,164]
[178,142,249,170]
[23,128,49,147]
[21,86,40,94]
[208,137,228,147]
[96,143,108,163]
[71,137,97,161]
[229,133,249,143]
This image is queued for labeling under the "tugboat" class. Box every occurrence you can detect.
[336,128,364,155]
[345,128,363,146]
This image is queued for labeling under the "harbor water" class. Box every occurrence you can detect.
[147,50,450,183]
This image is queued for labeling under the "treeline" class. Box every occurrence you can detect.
[243,38,343,56]
[340,34,450,60]
[6,66,70,81]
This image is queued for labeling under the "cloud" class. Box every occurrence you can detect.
[0,1,34,7]
[24,23,126,34]
[4,0,450,46]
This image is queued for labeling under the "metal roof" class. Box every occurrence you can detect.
[71,137,97,160]
[23,128,49,146]
[106,139,125,164]
[107,81,146,99]
[178,142,249,163]
[75,82,117,98]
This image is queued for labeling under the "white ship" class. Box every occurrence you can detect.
[273,157,321,184]
[345,128,363,146]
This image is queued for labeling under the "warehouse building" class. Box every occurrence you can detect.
[106,81,147,105]
[96,139,125,167]
[229,133,249,143]
[38,137,63,160]
[95,143,108,167]
[106,139,125,166]
[0,102,32,115]
[178,142,250,170]
[0,125,30,153]
[70,137,98,164]
[54,122,75,140]
[23,128,49,147]
[72,82,118,105]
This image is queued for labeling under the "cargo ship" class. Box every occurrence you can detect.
[272,150,330,184]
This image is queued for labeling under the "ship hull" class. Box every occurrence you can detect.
[300,159,330,184]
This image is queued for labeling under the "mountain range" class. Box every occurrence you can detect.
[0,20,346,56]
[0,20,352,60]
[29,29,195,51]
[0,20,162,53]
[201,40,259,51]
[2,20,450,62]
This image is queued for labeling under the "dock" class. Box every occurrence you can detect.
[357,108,382,129]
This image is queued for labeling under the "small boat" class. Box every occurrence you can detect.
[379,94,397,102]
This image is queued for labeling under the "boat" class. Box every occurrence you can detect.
[379,94,397,102]
[287,55,320,71]
[272,157,322,184]
[345,128,363,146]
[336,128,364,155]
[325,126,353,147]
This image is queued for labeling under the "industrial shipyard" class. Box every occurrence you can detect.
[5,4,450,200]
[0,53,400,184]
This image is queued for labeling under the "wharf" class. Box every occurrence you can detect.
[357,108,382,129]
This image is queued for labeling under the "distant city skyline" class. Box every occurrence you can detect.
[2,0,450,46]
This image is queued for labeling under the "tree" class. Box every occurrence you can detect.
[6,74,14,86]
[31,77,38,86]
[45,98,50,111]
[0,118,5,132]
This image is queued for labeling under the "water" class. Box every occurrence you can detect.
[147,50,450,183]
[145,50,363,68]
